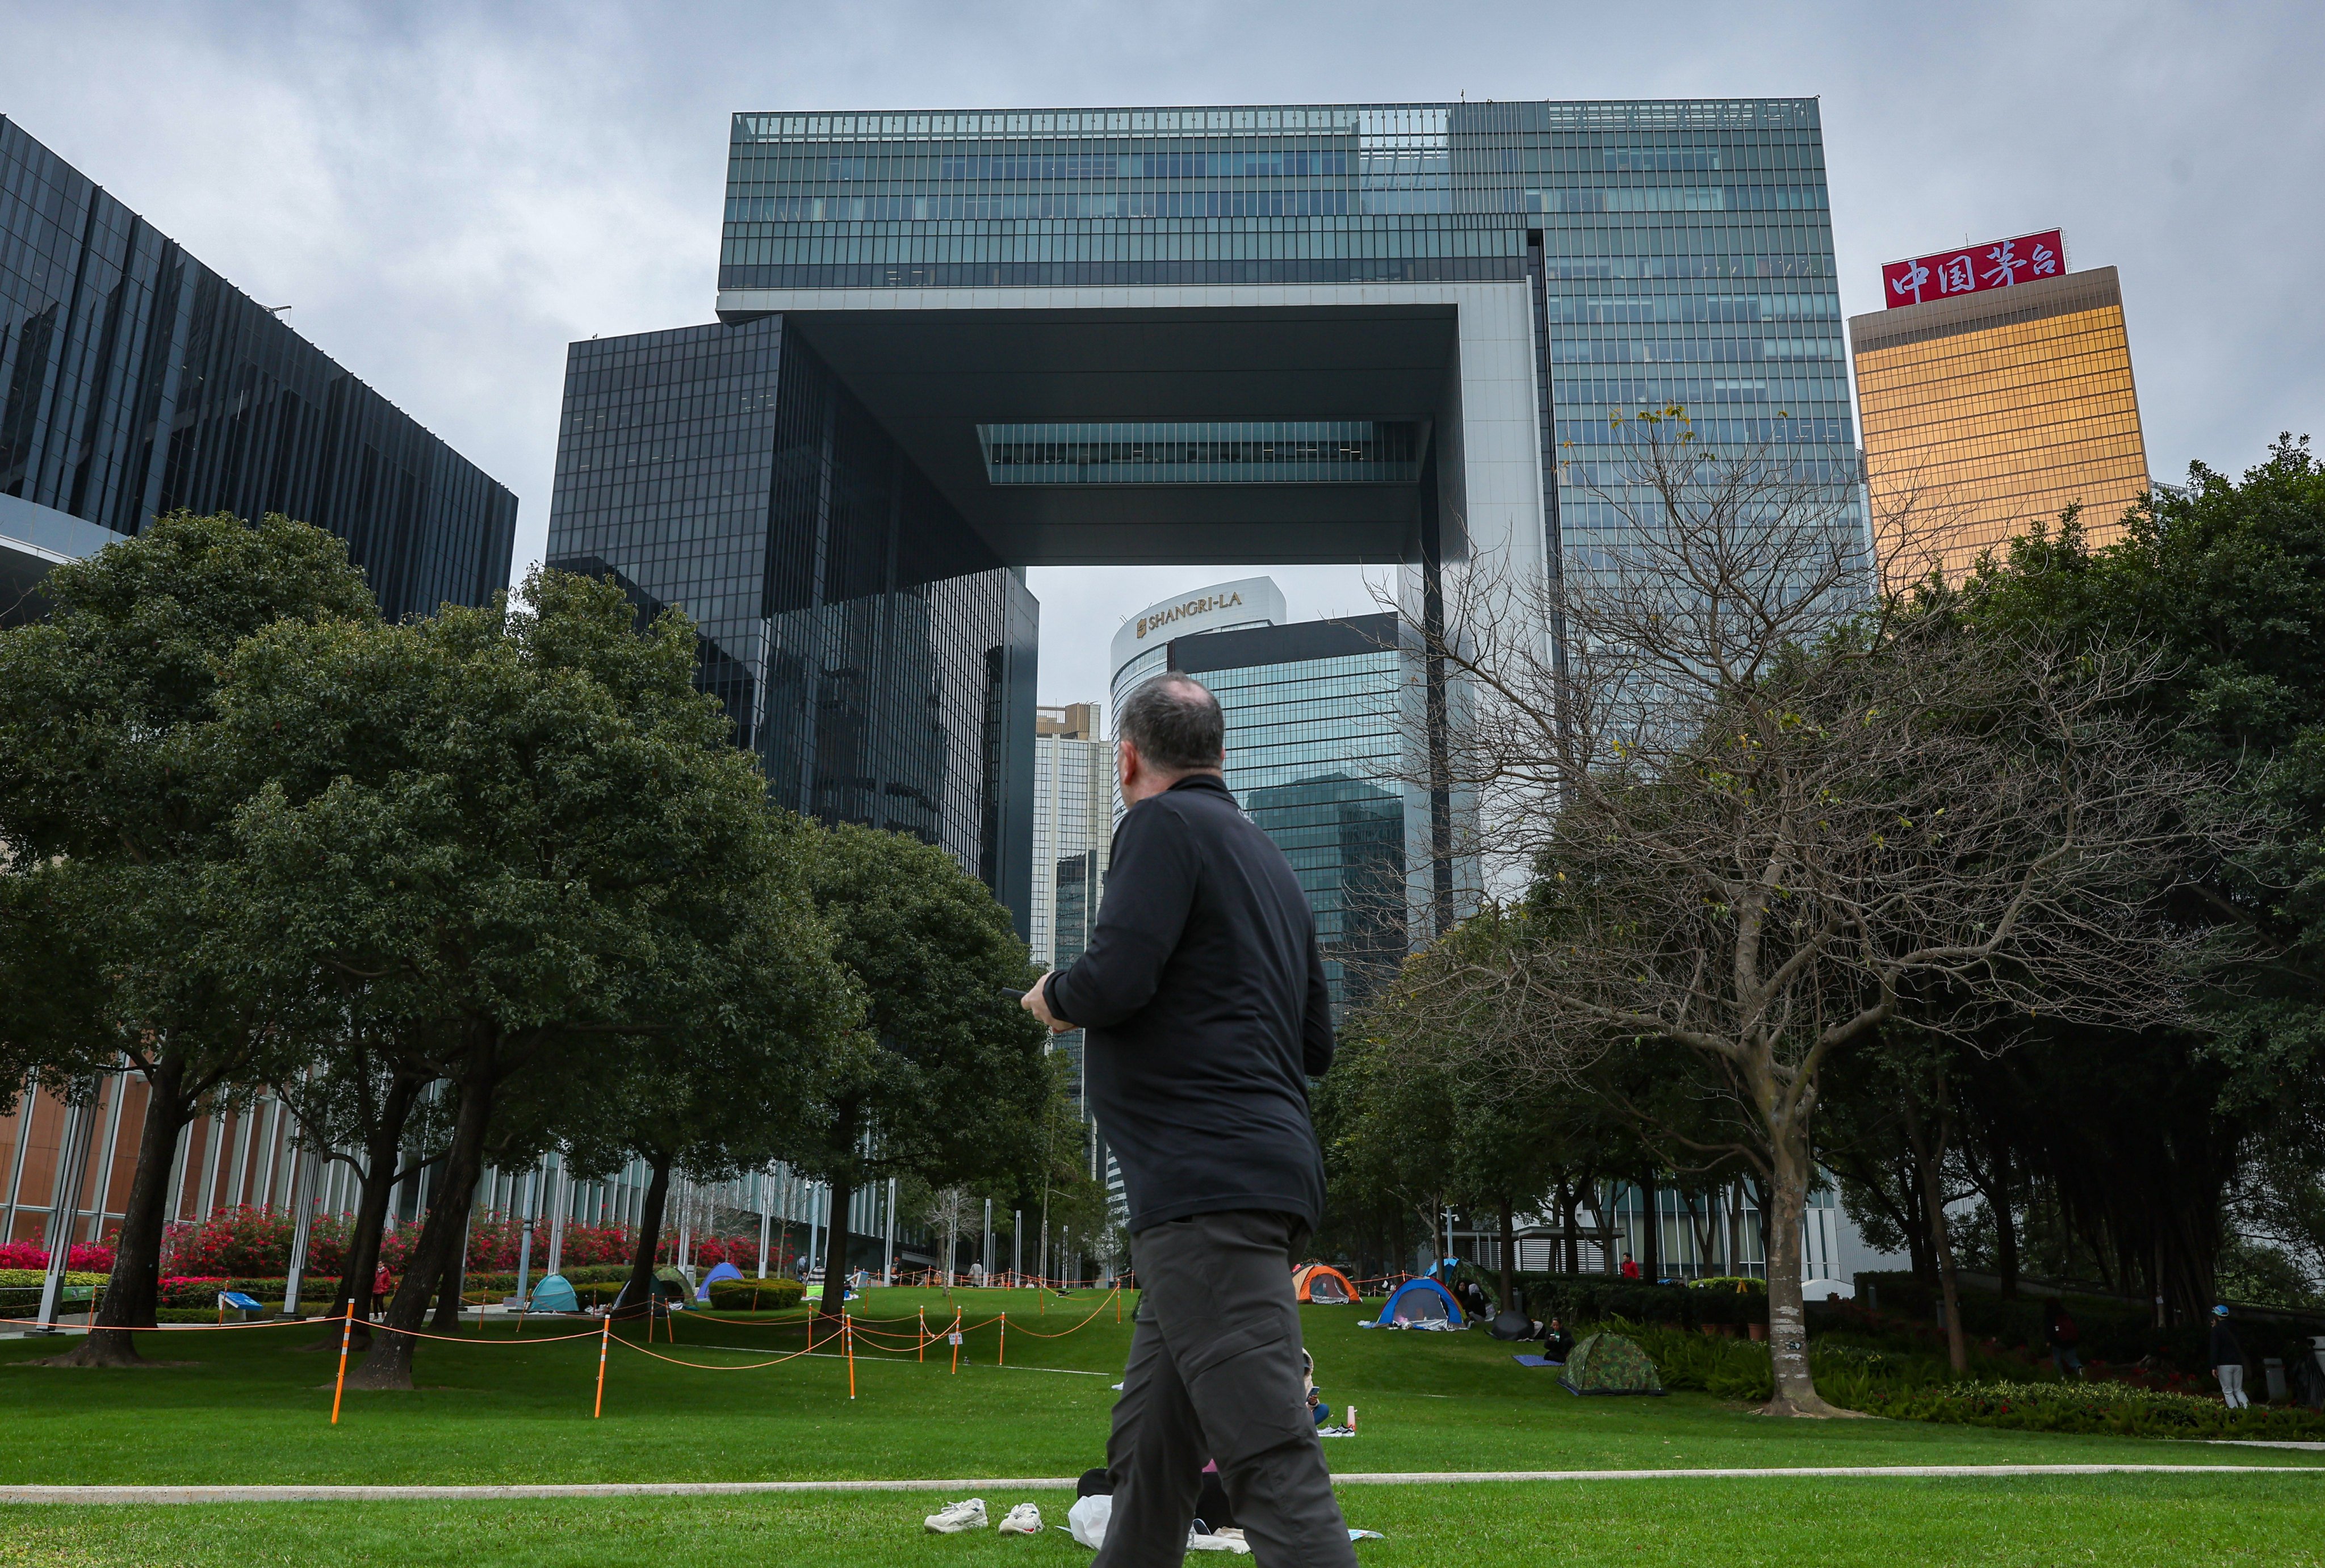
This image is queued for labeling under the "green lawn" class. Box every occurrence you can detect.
[3,1477,2322,1568]
[2,1286,2318,1564]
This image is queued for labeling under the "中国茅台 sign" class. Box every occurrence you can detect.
[1882,229,2064,308]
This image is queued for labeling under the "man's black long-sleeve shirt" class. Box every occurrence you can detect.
[1045,773,1334,1234]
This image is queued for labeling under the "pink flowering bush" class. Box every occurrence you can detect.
[0,1238,118,1272]
[161,1206,352,1276]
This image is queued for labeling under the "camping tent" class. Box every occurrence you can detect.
[1557,1331,1665,1395]
[697,1261,744,1301]
[527,1273,578,1313]
[1431,1257,1499,1313]
[1293,1264,1360,1305]
[1374,1277,1464,1327]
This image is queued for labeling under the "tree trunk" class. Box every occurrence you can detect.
[432,1217,468,1334]
[347,1060,496,1390]
[309,1081,424,1350]
[617,1156,674,1320]
[1556,1180,1576,1274]
[819,1168,854,1328]
[1498,1200,1518,1310]
[1900,1088,1968,1376]
[53,1054,190,1367]
[1761,1130,1848,1417]
[1986,1128,2020,1300]
[1639,1171,1661,1283]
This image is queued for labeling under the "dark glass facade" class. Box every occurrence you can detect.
[0,117,516,619]
[545,315,1037,928]
[1171,615,1411,1013]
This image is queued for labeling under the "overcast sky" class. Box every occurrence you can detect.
[5,1,2319,705]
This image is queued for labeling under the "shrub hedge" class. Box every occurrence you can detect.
[1603,1318,2325,1438]
[705,1278,807,1311]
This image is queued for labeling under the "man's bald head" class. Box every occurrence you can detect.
[1118,674,1225,774]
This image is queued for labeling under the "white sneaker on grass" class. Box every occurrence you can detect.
[998,1502,1043,1535]
[924,1498,988,1533]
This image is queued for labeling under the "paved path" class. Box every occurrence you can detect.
[3,1465,2319,1504]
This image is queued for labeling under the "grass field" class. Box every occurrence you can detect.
[2,1286,2318,1565]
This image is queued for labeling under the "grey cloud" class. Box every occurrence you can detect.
[3,0,2315,703]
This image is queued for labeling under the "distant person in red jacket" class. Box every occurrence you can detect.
[372,1264,394,1317]
[1620,1255,1641,1280]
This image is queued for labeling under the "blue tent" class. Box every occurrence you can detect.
[1374,1277,1464,1327]
[527,1273,578,1313]
[696,1261,744,1301]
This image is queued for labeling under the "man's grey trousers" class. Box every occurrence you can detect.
[1094,1210,1356,1567]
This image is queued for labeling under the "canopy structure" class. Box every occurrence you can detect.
[527,1273,578,1313]
[1293,1263,1360,1304]
[1374,1277,1464,1327]
[697,1261,744,1301]
[1557,1331,1666,1396]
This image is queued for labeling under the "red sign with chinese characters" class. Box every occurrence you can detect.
[1882,229,2065,308]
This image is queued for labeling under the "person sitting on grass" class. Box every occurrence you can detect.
[1542,1318,1574,1364]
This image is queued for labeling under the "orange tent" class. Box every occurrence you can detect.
[1292,1263,1360,1304]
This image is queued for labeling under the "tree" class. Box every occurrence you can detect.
[1951,438,2325,1314]
[1395,411,2235,1414]
[561,862,858,1320]
[215,568,837,1388]
[0,512,378,1366]
[787,823,1051,1327]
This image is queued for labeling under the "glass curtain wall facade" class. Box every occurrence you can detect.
[1850,266,2147,584]
[1170,614,1412,1014]
[0,117,517,619]
[718,100,1859,591]
[545,315,1038,924]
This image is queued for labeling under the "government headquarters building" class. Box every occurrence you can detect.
[547,97,1862,944]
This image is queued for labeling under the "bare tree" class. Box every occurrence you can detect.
[924,1184,975,1288]
[1389,409,2239,1415]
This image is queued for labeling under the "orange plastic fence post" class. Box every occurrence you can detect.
[950,1306,961,1374]
[593,1313,612,1419]
[1116,1286,1122,1323]
[845,1313,856,1401]
[329,1301,354,1426]
[998,1310,1006,1366]
[918,1306,925,1363]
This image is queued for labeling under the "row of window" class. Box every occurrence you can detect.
[725,183,1835,224]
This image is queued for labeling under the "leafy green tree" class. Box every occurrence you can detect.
[0,513,377,1366]
[1951,437,2325,1314]
[787,823,1050,1325]
[215,569,848,1387]
[558,830,860,1318]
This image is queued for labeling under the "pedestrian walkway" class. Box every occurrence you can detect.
[5,1464,2319,1504]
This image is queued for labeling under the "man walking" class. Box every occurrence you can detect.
[1024,673,1354,1567]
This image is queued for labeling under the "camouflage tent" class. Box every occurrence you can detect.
[1557,1331,1665,1396]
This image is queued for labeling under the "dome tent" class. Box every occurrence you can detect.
[1557,1331,1665,1396]
[1293,1263,1360,1304]
[526,1273,578,1313]
[1372,1276,1464,1328]
[696,1261,744,1301]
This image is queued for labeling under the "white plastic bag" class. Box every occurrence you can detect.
[1068,1492,1112,1549]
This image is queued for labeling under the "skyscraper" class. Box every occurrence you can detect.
[0,117,517,624]
[552,98,1856,931]
[1030,701,1113,1121]
[1851,233,2148,583]
[1167,613,1418,1014]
